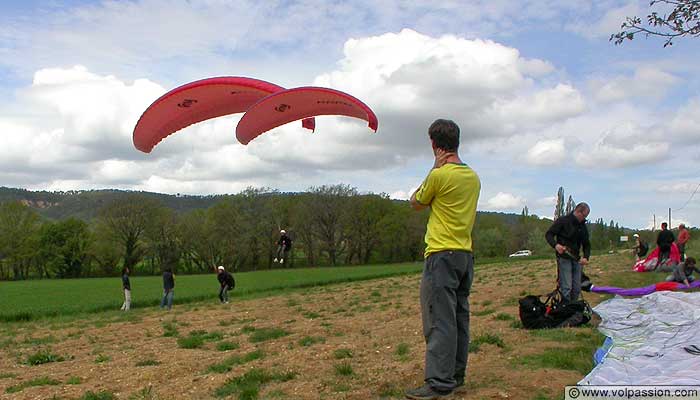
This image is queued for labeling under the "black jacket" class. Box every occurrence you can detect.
[545,213,591,261]
[163,271,175,291]
[217,271,235,288]
[122,274,131,291]
[657,229,675,247]
[278,235,292,251]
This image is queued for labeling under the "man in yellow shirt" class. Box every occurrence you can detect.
[406,119,481,400]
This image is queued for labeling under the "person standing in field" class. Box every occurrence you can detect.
[677,224,690,262]
[406,119,481,400]
[657,222,675,264]
[216,265,235,304]
[120,267,131,311]
[160,268,175,310]
[545,203,591,303]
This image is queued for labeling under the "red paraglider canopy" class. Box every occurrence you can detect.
[236,86,378,145]
[133,77,314,153]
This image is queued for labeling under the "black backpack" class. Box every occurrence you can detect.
[518,289,591,329]
[638,241,649,257]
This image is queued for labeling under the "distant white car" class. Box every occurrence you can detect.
[509,250,532,258]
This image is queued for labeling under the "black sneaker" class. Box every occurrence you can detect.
[405,385,451,400]
[453,379,466,393]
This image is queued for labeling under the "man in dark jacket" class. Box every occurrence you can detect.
[160,268,175,310]
[274,230,292,265]
[545,203,591,303]
[216,266,235,304]
[657,222,675,264]
[120,267,131,311]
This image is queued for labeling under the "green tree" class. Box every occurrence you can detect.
[0,202,42,280]
[37,218,92,278]
[96,195,163,272]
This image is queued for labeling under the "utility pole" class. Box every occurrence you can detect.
[653,214,656,231]
[669,208,672,228]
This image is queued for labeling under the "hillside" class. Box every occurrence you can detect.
[0,187,224,220]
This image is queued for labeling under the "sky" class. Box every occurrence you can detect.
[1,0,699,229]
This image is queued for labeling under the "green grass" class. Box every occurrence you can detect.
[162,322,179,337]
[333,348,353,359]
[26,349,65,365]
[216,341,240,351]
[473,309,495,316]
[207,349,265,373]
[470,333,506,353]
[177,335,205,349]
[0,263,425,322]
[517,328,605,374]
[177,330,223,349]
[79,391,116,400]
[247,327,290,343]
[494,312,515,321]
[334,362,354,376]
[67,376,83,384]
[214,368,297,399]
[5,376,60,393]
[94,354,111,363]
[23,335,56,345]
[0,373,17,379]
[395,342,410,361]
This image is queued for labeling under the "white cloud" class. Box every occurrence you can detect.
[574,121,669,168]
[590,66,680,103]
[526,138,566,166]
[535,196,558,208]
[657,182,700,194]
[570,2,644,39]
[484,192,526,210]
[669,98,700,143]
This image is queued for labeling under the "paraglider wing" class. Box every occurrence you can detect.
[236,87,378,145]
[132,77,315,153]
[590,280,700,296]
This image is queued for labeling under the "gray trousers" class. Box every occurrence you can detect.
[557,257,581,302]
[420,250,473,392]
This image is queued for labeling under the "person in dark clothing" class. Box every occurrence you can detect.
[545,203,591,303]
[120,267,131,311]
[657,222,675,264]
[666,257,698,287]
[273,230,292,265]
[160,268,175,310]
[632,234,649,261]
[216,266,235,304]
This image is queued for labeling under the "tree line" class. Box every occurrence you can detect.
[0,184,637,280]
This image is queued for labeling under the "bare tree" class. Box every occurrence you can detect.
[611,0,700,47]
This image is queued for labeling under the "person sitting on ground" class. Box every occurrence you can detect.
[666,257,698,287]
[216,265,235,304]
[632,234,649,261]
[273,230,292,264]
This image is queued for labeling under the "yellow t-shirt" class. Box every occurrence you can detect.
[415,163,481,257]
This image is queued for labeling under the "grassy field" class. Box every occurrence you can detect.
[0,252,664,400]
[0,263,429,322]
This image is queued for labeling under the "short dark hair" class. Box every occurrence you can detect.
[662,222,668,228]
[428,119,460,152]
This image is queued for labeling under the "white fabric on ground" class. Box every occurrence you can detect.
[580,291,700,385]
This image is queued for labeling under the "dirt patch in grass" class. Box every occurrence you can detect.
[0,255,629,399]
